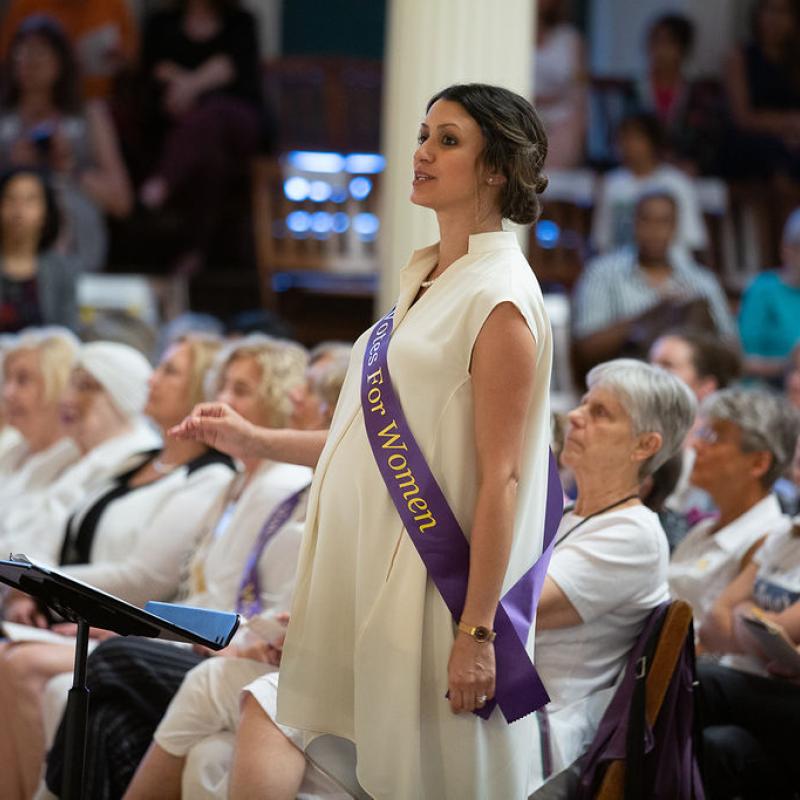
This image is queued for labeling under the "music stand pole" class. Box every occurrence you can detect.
[61,617,90,800]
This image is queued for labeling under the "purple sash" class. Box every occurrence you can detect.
[236,485,310,617]
[361,308,563,723]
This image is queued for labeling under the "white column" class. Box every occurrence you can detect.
[378,0,535,313]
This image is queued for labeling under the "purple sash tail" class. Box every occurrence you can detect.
[361,308,563,723]
[236,485,310,617]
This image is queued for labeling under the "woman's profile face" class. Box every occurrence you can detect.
[690,417,769,500]
[561,385,641,476]
[12,33,61,96]
[216,355,272,428]
[411,99,495,218]
[144,342,196,430]
[289,359,333,431]
[1,174,47,242]
[1,348,53,440]
[59,367,124,452]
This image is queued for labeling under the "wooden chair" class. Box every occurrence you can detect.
[595,599,696,800]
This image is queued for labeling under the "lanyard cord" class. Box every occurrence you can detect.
[558,493,641,547]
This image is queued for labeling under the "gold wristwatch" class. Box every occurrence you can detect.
[457,620,496,643]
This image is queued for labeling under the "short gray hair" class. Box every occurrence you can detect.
[700,388,800,487]
[587,358,697,477]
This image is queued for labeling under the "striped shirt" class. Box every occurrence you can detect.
[572,245,736,339]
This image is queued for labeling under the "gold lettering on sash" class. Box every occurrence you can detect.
[378,419,408,450]
[367,366,437,533]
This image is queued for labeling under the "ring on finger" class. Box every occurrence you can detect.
[477,694,488,706]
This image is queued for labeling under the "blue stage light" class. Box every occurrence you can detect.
[286,210,312,234]
[353,212,380,240]
[330,186,348,204]
[344,153,386,174]
[536,219,560,249]
[287,151,345,173]
[311,211,333,234]
[349,176,372,200]
[332,212,350,233]
[309,180,332,202]
[284,176,310,202]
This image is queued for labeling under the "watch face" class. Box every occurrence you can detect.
[474,626,491,642]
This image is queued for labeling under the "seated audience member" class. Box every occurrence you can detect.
[109,360,695,799]
[649,328,743,546]
[739,208,800,383]
[0,167,78,332]
[0,15,133,272]
[723,0,800,182]
[0,334,23,457]
[573,191,736,371]
[40,343,350,800]
[0,334,237,800]
[0,340,160,558]
[138,0,265,273]
[0,327,79,510]
[533,0,586,169]
[0,0,138,101]
[636,13,724,175]
[590,113,708,255]
[698,519,800,798]
[669,389,800,632]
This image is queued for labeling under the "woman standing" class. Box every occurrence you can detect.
[175,83,556,799]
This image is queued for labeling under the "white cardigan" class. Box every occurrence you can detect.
[0,437,80,512]
[63,452,237,607]
[181,460,312,613]
[0,422,162,563]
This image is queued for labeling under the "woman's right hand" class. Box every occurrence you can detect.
[169,402,258,460]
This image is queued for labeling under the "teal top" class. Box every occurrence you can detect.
[738,271,800,358]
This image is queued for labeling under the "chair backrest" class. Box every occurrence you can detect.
[595,600,695,800]
[577,599,704,800]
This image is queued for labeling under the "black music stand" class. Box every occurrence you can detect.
[0,556,240,800]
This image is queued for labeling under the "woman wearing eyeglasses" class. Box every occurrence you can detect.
[668,388,800,632]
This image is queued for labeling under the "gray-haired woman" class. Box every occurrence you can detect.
[530,359,696,786]
[669,388,800,631]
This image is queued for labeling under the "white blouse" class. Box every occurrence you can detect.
[180,460,312,612]
[669,493,787,626]
[0,422,162,562]
[63,452,237,607]
[0,437,80,513]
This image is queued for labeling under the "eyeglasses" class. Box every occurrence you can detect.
[693,425,720,444]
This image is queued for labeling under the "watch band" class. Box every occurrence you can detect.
[457,620,497,643]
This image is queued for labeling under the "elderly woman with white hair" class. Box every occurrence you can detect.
[0,334,238,800]
[669,389,800,631]
[0,328,81,513]
[739,207,800,383]
[0,339,161,560]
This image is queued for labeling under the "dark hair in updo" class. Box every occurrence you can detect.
[426,83,549,225]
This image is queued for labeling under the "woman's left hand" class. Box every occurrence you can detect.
[447,632,496,714]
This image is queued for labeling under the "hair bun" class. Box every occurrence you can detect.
[534,173,548,195]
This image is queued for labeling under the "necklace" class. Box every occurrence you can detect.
[420,275,438,289]
[559,493,640,545]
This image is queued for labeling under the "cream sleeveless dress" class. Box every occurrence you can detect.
[277,231,553,799]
